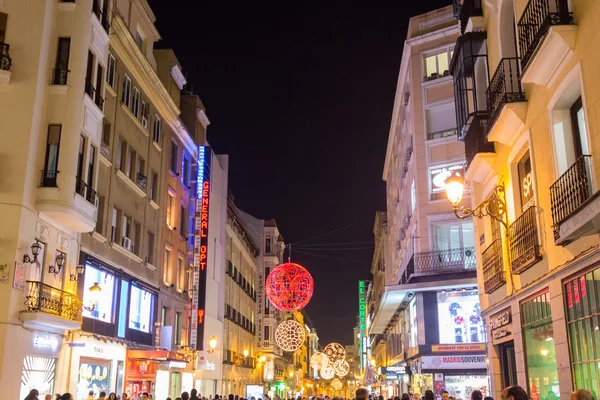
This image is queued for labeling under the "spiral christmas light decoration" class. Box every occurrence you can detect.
[265,263,314,312]
[323,342,346,364]
[333,359,350,377]
[320,364,335,380]
[274,320,305,352]
[331,378,343,390]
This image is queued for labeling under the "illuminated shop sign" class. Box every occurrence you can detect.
[488,307,512,343]
[430,163,466,193]
[33,335,59,350]
[191,145,212,351]
[358,280,369,370]
[421,355,487,370]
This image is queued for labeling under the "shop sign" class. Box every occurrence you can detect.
[191,145,212,351]
[381,365,406,380]
[488,307,512,342]
[358,280,369,371]
[33,334,59,350]
[168,361,186,369]
[431,344,487,352]
[421,355,487,370]
[430,163,466,194]
[13,261,26,290]
[68,342,86,348]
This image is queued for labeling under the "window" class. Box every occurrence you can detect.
[437,289,484,343]
[76,135,85,181]
[169,141,178,173]
[181,151,191,188]
[95,64,104,105]
[87,144,96,191]
[164,247,172,284]
[131,87,140,117]
[264,326,270,341]
[127,148,136,178]
[146,231,155,265]
[82,264,115,323]
[121,74,131,107]
[152,115,161,144]
[122,215,132,248]
[53,38,71,85]
[265,238,271,254]
[111,207,119,242]
[180,205,187,238]
[161,306,169,326]
[167,188,175,227]
[521,292,558,398]
[117,137,126,171]
[135,30,145,51]
[85,51,95,95]
[431,220,474,252]
[106,53,116,88]
[133,221,141,256]
[517,151,534,214]
[42,125,61,187]
[423,48,453,81]
[174,312,182,347]
[425,103,457,140]
[129,285,154,333]
[96,196,105,234]
[177,257,185,292]
[564,268,600,396]
[150,171,158,202]
[411,180,416,213]
[140,101,148,129]
[102,121,111,147]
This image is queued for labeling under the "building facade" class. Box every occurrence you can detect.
[371,6,488,400]
[449,0,600,398]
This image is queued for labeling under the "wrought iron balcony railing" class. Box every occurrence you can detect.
[518,0,574,70]
[509,206,542,273]
[52,68,70,85]
[456,0,483,34]
[101,11,111,32]
[84,81,96,100]
[86,186,97,205]
[100,142,110,159]
[463,113,494,168]
[482,239,505,294]
[24,281,81,321]
[92,0,102,19]
[487,57,526,128]
[95,92,104,111]
[75,179,88,197]
[405,247,476,282]
[0,42,12,71]
[40,169,59,187]
[136,172,147,190]
[550,155,593,239]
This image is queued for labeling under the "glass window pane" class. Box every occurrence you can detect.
[570,323,580,363]
[566,282,575,321]
[593,315,600,360]
[438,52,449,76]
[82,264,114,323]
[129,285,153,333]
[523,321,560,398]
[425,55,437,78]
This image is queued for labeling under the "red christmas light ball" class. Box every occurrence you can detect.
[265,262,314,312]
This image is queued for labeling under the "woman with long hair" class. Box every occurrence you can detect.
[60,393,73,400]
[109,393,117,400]
[25,389,40,400]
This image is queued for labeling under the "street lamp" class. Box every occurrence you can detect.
[259,356,267,363]
[207,336,218,354]
[444,172,508,229]
[48,252,66,274]
[70,264,85,282]
[243,349,249,358]
[23,241,42,264]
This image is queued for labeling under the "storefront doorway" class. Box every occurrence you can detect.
[20,356,57,400]
[499,342,517,388]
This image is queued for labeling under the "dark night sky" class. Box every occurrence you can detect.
[147,0,449,346]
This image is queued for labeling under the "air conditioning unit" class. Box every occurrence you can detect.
[142,116,148,129]
[122,237,133,251]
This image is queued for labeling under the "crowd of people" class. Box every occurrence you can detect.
[22,386,598,400]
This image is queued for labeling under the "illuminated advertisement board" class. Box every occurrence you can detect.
[358,280,369,370]
[190,145,211,351]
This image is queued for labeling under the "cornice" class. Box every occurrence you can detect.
[197,108,211,129]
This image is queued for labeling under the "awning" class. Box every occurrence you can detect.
[369,277,477,335]
[127,349,191,363]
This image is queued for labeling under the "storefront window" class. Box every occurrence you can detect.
[82,264,115,323]
[444,375,488,400]
[521,291,559,399]
[77,357,111,400]
[409,297,418,348]
[20,356,56,400]
[437,290,484,344]
[564,268,600,397]
[129,285,154,333]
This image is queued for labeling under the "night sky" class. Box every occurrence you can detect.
[148,0,449,346]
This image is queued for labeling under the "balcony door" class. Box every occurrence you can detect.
[431,221,475,267]
[42,125,61,187]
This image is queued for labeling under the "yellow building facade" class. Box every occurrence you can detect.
[450,0,600,399]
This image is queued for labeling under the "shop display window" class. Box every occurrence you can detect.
[77,357,111,400]
[564,268,600,397]
[409,297,418,348]
[521,291,559,399]
[83,264,115,323]
[444,375,488,400]
[129,285,154,333]
[20,356,56,400]
[437,289,484,344]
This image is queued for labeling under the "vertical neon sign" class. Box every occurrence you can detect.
[190,145,211,351]
[358,280,368,371]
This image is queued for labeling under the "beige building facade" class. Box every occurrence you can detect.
[449,0,600,398]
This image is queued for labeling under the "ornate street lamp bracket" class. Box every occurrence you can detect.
[452,185,508,230]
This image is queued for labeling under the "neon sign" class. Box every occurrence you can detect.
[191,145,211,351]
[358,280,369,371]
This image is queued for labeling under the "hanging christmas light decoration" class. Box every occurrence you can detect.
[320,364,335,380]
[310,352,329,371]
[331,378,343,390]
[274,320,305,352]
[333,359,350,377]
[266,262,314,312]
[323,343,346,364]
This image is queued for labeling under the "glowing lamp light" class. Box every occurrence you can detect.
[243,349,249,358]
[289,371,294,378]
[266,263,314,312]
[445,172,465,207]
[260,356,267,363]
[540,348,549,357]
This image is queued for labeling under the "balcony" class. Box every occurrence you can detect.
[404,247,476,283]
[454,0,483,34]
[486,58,527,145]
[20,281,82,332]
[550,155,599,244]
[136,173,147,191]
[51,68,70,85]
[509,206,542,273]
[482,239,505,294]
[100,142,110,159]
[40,169,59,188]
[0,42,12,83]
[518,0,576,85]
[85,81,96,100]
[95,92,105,111]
